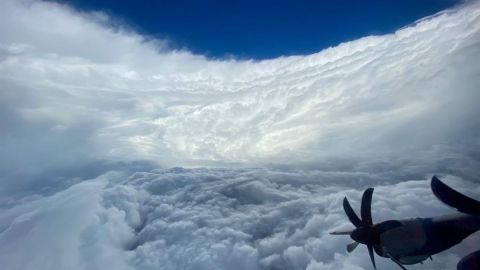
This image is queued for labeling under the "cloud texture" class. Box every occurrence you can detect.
[0,0,480,269]
[1,169,479,270]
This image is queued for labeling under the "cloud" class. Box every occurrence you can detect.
[0,0,479,269]
[1,168,479,270]
[0,173,132,270]
[2,0,480,186]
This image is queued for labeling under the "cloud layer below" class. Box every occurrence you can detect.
[1,169,479,270]
[1,0,480,269]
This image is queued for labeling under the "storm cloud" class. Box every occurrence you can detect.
[0,0,480,269]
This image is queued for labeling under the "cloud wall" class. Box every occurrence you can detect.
[1,0,479,178]
[1,0,480,269]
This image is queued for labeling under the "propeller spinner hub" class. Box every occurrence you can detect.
[351,226,377,245]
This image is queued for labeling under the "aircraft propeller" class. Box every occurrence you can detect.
[343,188,378,269]
[331,176,480,270]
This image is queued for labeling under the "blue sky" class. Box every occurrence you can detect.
[53,0,461,59]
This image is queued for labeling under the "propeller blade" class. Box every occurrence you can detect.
[330,229,354,235]
[431,176,480,216]
[347,242,359,253]
[457,250,480,270]
[343,197,363,227]
[367,244,377,270]
[361,188,374,226]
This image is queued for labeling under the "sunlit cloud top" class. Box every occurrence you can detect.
[1,0,480,191]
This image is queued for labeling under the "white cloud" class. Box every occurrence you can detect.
[2,0,480,182]
[0,0,480,269]
[2,169,478,270]
[0,172,133,270]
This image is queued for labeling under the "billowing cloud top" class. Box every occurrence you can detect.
[1,0,480,175]
[0,0,480,269]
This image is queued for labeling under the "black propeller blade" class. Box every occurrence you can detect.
[347,241,359,253]
[343,197,363,227]
[361,188,374,226]
[368,245,377,270]
[431,176,480,216]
